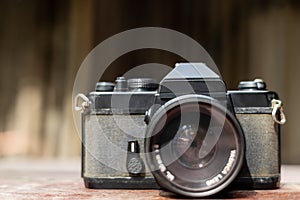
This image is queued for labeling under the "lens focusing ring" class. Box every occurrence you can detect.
[144,94,245,197]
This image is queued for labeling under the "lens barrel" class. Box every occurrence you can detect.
[145,94,244,197]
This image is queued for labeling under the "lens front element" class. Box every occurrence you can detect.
[172,124,217,170]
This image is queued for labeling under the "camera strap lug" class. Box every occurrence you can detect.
[74,93,91,111]
[271,99,286,125]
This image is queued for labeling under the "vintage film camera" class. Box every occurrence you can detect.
[74,63,286,197]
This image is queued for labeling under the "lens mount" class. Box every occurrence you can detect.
[145,94,244,197]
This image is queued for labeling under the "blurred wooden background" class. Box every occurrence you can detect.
[0,0,299,163]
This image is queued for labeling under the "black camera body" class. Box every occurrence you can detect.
[77,63,284,197]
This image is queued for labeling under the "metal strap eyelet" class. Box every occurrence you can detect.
[271,99,286,125]
[74,93,91,111]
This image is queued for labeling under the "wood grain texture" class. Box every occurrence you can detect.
[0,159,300,199]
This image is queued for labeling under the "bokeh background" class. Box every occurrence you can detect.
[0,0,299,164]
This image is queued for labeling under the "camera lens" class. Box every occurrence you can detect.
[145,95,244,197]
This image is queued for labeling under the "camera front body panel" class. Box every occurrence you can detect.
[82,90,158,189]
[229,90,281,189]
